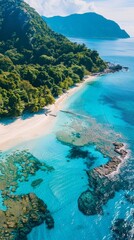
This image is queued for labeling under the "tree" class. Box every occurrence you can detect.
[5,49,24,64]
[71,65,85,80]
[39,55,55,65]
[8,92,25,116]
[0,54,14,71]
[52,84,63,97]
[80,56,94,72]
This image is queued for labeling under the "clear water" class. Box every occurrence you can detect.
[1,38,134,239]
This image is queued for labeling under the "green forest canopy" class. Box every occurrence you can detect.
[0,0,106,117]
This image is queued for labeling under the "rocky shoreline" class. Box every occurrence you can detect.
[0,193,54,240]
[95,142,128,177]
[105,62,129,74]
[78,142,129,216]
[91,63,129,77]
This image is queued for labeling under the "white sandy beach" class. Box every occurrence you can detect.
[0,75,96,151]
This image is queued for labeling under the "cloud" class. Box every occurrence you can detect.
[95,0,134,36]
[25,0,96,16]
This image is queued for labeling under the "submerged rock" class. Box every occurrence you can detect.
[66,146,97,169]
[0,150,55,239]
[0,193,54,240]
[78,168,119,216]
[78,190,103,215]
[67,146,89,159]
[56,116,122,159]
[111,218,133,240]
[0,150,54,196]
[80,168,119,215]
[125,194,134,204]
[31,178,43,188]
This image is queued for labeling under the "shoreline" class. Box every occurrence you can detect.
[94,142,130,178]
[0,75,96,151]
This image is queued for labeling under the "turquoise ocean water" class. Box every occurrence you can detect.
[1,38,134,239]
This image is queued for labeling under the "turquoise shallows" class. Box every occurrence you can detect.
[1,38,134,240]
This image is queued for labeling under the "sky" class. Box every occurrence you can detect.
[25,0,134,36]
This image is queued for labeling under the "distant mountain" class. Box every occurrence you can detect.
[43,12,130,39]
[0,0,106,118]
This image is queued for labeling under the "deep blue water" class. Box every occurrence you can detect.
[1,38,134,239]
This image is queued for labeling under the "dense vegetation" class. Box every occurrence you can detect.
[0,0,106,117]
[43,13,130,39]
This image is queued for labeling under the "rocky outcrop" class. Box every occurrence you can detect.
[95,156,122,176]
[0,193,54,240]
[111,218,134,240]
[105,63,129,74]
[89,142,128,177]
[113,142,128,158]
[78,142,129,215]
[78,169,119,215]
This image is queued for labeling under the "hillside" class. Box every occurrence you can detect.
[43,12,130,39]
[0,0,106,117]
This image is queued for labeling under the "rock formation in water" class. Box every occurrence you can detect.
[0,193,54,240]
[111,218,134,240]
[78,142,129,215]
[0,150,54,239]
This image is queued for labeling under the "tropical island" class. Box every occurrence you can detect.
[0,0,106,118]
[0,0,132,239]
[43,12,130,39]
